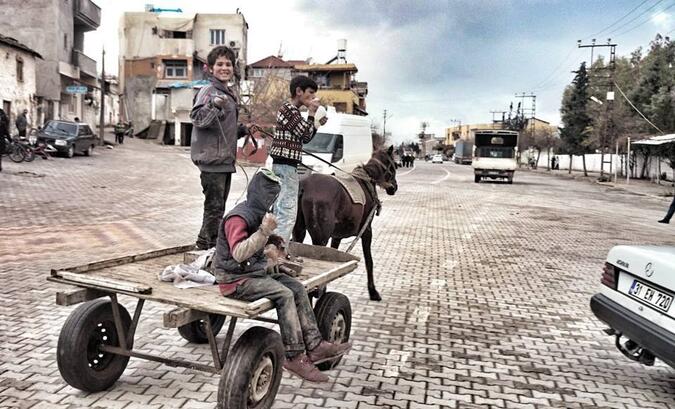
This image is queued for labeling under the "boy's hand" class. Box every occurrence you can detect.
[318,117,328,126]
[260,213,278,235]
[212,96,227,108]
[307,98,320,115]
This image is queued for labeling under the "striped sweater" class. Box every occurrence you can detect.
[270,101,317,166]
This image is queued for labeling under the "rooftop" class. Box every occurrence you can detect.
[0,33,42,59]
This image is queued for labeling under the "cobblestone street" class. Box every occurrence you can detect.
[3,140,675,408]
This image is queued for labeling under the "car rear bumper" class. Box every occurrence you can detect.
[591,293,675,367]
[474,169,513,177]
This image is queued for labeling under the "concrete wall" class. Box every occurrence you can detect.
[0,44,38,132]
[193,14,247,78]
[125,76,156,131]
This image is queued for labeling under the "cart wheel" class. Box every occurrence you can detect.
[314,292,352,371]
[218,326,284,409]
[177,314,225,344]
[56,299,131,392]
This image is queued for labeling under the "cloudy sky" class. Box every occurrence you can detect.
[85,0,675,144]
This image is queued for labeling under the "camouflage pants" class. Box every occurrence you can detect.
[196,172,232,249]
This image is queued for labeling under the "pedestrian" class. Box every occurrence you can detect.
[270,75,327,247]
[190,45,249,250]
[16,109,28,137]
[74,117,80,122]
[213,168,351,382]
[0,108,9,172]
[658,196,675,224]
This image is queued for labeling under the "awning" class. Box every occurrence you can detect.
[632,134,675,146]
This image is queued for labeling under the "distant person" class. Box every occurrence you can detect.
[74,117,80,122]
[16,109,28,137]
[0,109,9,172]
[190,45,250,250]
[270,75,327,247]
[658,197,675,224]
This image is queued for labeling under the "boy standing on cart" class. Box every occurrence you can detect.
[269,75,327,249]
[213,168,350,383]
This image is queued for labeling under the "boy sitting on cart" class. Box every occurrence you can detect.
[212,168,351,383]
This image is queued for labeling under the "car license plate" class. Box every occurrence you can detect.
[628,279,673,312]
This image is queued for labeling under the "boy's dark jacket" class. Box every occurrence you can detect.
[190,76,247,173]
[213,171,281,283]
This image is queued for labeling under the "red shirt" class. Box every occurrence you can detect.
[218,216,250,296]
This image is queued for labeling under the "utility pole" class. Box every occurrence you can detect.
[578,38,617,180]
[382,109,388,139]
[489,110,508,127]
[99,48,106,146]
[515,93,536,166]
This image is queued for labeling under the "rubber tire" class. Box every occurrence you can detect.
[474,175,481,183]
[85,145,94,156]
[177,314,226,344]
[8,146,25,163]
[66,145,74,158]
[56,299,131,392]
[507,176,513,184]
[217,326,284,409]
[313,292,352,371]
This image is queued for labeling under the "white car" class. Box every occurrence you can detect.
[431,154,443,164]
[591,245,675,367]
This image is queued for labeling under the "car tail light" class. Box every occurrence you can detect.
[601,262,618,289]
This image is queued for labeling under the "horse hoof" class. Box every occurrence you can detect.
[369,290,382,302]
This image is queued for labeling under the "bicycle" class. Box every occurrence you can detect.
[21,129,54,162]
[2,135,27,163]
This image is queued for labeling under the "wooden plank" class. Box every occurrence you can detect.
[51,245,194,275]
[163,308,208,328]
[55,288,108,306]
[53,271,152,294]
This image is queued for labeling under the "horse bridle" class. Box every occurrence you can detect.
[368,155,397,183]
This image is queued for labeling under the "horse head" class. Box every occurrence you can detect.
[366,146,398,195]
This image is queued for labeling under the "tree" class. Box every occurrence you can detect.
[559,62,592,176]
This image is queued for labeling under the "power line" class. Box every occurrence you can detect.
[605,0,668,36]
[612,1,675,37]
[583,0,653,40]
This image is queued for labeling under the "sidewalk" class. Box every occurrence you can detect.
[524,166,675,201]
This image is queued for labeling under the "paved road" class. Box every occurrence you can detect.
[2,141,675,408]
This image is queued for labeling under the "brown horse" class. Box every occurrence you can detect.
[292,146,398,301]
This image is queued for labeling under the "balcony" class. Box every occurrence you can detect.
[74,0,101,32]
[73,50,97,78]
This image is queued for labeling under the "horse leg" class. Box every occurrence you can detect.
[330,237,342,249]
[292,200,307,243]
[361,227,381,301]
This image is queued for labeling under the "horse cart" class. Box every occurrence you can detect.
[48,242,359,409]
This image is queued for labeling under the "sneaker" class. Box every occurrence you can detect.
[658,219,670,224]
[283,353,328,383]
[307,340,352,365]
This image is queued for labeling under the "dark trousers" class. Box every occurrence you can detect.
[232,273,323,358]
[197,172,232,249]
[18,129,26,137]
[664,196,675,222]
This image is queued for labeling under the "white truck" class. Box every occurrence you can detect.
[471,129,518,184]
[266,108,373,176]
[591,245,675,368]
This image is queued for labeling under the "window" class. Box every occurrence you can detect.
[164,60,188,78]
[251,68,264,77]
[16,57,24,82]
[210,29,226,45]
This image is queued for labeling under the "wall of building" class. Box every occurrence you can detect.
[193,14,247,79]
[0,0,61,100]
[317,90,359,114]
[0,44,38,132]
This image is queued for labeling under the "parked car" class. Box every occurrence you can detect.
[37,120,98,158]
[591,245,675,368]
[431,154,443,164]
